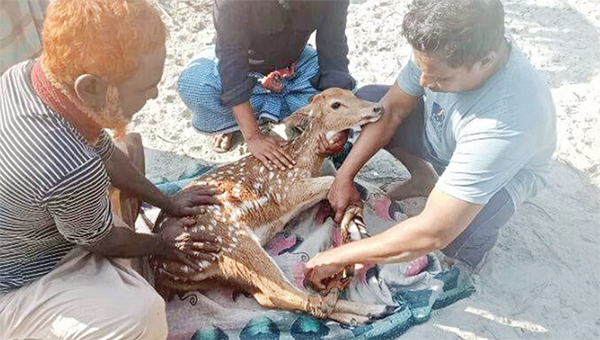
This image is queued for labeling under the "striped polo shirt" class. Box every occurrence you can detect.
[0,60,114,293]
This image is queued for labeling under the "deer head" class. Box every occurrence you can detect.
[283,88,383,136]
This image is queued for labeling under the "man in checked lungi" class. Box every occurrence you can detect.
[178,0,356,169]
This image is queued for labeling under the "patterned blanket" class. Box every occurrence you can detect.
[149,163,475,340]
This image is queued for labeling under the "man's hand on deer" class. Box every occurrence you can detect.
[328,177,362,223]
[316,130,349,157]
[305,251,348,291]
[306,204,369,291]
[246,131,296,171]
[166,185,223,217]
[156,217,221,273]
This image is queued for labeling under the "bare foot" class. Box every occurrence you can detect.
[386,175,436,201]
[211,133,233,152]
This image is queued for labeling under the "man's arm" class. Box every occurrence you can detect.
[306,188,483,288]
[104,146,171,210]
[328,83,419,221]
[87,216,218,269]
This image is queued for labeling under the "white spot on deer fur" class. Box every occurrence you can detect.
[259,166,265,173]
[275,193,282,201]
[232,237,239,243]
[208,225,214,231]
[269,172,275,180]
[253,182,262,190]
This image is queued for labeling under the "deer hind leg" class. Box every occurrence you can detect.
[218,234,312,313]
[218,233,392,324]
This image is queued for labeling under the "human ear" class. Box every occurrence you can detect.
[74,74,108,110]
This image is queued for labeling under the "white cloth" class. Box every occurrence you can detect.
[0,247,168,340]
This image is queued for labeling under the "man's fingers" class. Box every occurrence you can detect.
[189,230,218,243]
[268,149,294,170]
[192,242,220,253]
[190,195,221,206]
[174,253,202,272]
[179,217,196,227]
[307,269,326,290]
[265,151,287,170]
[258,155,274,171]
[188,250,215,262]
[187,185,221,195]
[276,147,296,168]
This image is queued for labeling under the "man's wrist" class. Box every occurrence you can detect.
[149,232,166,256]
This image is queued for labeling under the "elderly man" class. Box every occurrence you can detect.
[306,0,557,288]
[178,0,355,170]
[0,1,220,339]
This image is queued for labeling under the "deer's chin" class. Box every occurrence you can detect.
[358,114,383,126]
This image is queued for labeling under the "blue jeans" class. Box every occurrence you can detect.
[355,84,515,269]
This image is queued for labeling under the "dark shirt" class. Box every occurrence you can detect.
[214,0,356,107]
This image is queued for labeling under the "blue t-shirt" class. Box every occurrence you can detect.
[398,42,557,208]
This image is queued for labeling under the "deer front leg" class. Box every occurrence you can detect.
[293,176,335,207]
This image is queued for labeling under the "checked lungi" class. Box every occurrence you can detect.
[178,45,319,135]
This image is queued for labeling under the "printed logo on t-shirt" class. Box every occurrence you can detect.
[430,102,446,135]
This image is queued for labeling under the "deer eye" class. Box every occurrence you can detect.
[331,102,342,109]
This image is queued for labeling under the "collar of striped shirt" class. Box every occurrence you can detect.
[30,60,102,144]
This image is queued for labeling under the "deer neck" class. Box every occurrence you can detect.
[284,125,327,173]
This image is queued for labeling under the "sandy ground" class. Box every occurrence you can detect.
[134,1,600,338]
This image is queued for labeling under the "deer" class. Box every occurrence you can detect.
[150,88,393,324]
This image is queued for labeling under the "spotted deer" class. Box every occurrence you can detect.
[152,88,392,324]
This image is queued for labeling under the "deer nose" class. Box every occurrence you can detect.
[373,105,383,115]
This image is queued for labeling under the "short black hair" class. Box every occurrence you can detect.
[401,0,505,68]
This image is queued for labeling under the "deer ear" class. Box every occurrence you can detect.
[283,107,312,130]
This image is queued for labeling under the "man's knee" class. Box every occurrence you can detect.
[112,285,168,339]
[442,189,515,269]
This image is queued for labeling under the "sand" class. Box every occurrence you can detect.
[133,0,600,338]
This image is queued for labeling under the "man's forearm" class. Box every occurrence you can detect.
[87,225,163,258]
[328,215,440,266]
[326,188,484,266]
[104,148,173,211]
[337,109,404,181]
[233,101,260,140]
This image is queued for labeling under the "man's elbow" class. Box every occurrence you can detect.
[432,234,455,251]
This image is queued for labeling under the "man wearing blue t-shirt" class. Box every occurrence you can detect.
[306,0,557,288]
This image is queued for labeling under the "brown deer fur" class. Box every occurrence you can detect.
[152,88,392,324]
